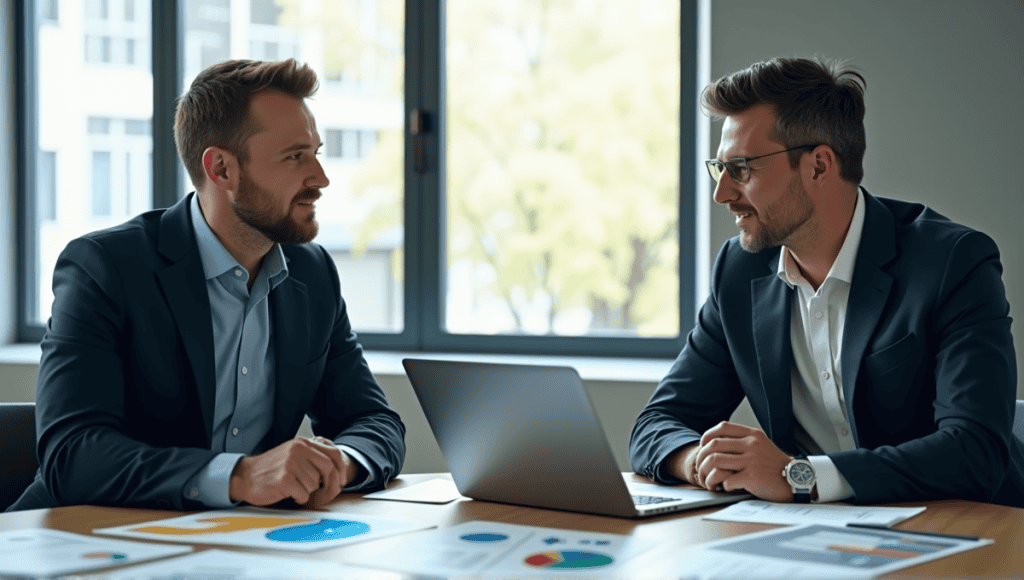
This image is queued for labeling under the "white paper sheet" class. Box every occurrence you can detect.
[363,478,463,504]
[0,528,191,578]
[675,523,991,580]
[93,507,433,552]
[344,520,652,577]
[104,549,403,580]
[704,500,925,526]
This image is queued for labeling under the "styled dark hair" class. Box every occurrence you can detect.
[174,59,319,188]
[701,57,867,184]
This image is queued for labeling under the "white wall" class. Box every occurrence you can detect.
[708,0,1024,398]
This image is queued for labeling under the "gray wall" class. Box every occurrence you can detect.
[708,0,1024,399]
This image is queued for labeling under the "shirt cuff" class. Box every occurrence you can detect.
[808,455,855,503]
[339,445,376,491]
[183,453,245,508]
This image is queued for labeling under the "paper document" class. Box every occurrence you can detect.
[103,549,402,580]
[94,507,433,552]
[676,523,991,580]
[0,528,191,578]
[364,478,463,504]
[345,520,652,577]
[704,500,925,526]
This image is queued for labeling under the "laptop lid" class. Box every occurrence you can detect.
[402,358,749,518]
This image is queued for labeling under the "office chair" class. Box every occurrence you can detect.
[0,403,37,511]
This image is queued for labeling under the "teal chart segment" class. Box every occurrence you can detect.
[265,519,370,543]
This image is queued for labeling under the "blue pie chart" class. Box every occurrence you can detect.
[265,519,370,543]
[460,533,509,543]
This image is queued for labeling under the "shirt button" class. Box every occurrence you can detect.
[814,311,823,319]
[235,269,243,277]
[842,429,849,436]
[241,366,248,375]
[821,371,830,380]
[232,427,239,436]
[188,487,199,499]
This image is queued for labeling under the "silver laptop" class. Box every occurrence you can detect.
[402,358,751,518]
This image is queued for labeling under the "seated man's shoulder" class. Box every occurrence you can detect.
[66,209,164,260]
[877,195,998,254]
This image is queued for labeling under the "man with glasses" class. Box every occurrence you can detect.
[630,57,1023,506]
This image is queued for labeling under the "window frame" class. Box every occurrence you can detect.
[17,0,698,358]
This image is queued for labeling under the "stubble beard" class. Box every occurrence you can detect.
[738,175,813,253]
[232,171,320,245]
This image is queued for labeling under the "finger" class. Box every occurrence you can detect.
[700,421,755,446]
[704,467,735,491]
[303,446,342,487]
[695,437,752,467]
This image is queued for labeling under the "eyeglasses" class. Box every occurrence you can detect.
[705,145,819,184]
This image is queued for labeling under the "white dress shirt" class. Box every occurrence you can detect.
[776,188,866,503]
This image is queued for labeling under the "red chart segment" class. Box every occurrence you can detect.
[524,551,614,569]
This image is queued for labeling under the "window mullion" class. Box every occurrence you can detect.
[152,0,182,209]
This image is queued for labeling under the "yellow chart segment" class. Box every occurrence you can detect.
[131,516,313,535]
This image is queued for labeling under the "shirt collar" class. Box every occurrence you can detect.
[777,187,866,289]
[189,194,289,287]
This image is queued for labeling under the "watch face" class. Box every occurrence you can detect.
[788,462,815,486]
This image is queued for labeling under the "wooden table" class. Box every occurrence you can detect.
[2,473,1021,578]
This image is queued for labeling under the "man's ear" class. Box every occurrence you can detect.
[202,147,238,191]
[809,145,836,185]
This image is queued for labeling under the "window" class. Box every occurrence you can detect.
[18,1,698,357]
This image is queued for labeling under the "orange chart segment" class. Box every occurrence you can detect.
[131,516,313,535]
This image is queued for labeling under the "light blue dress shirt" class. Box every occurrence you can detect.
[183,196,371,507]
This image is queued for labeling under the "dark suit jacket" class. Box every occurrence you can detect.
[630,190,1024,507]
[11,193,406,511]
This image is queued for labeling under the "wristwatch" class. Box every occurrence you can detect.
[783,456,816,503]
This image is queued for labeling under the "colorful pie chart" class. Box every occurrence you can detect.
[524,550,614,569]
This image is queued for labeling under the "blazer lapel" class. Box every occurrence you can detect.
[841,191,897,445]
[270,272,310,445]
[155,194,217,446]
[751,252,796,451]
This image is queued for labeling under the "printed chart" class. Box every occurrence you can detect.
[93,508,433,552]
[345,521,649,577]
[103,549,404,580]
[0,528,191,578]
[675,524,991,580]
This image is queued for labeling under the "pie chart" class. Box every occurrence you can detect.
[461,533,509,543]
[524,550,614,569]
[265,519,370,543]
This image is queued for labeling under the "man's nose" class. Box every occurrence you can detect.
[712,175,739,206]
[307,157,330,189]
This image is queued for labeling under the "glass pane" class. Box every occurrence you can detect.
[182,0,405,334]
[446,1,680,337]
[33,2,153,324]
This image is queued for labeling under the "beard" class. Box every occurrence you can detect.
[232,171,320,245]
[736,174,813,253]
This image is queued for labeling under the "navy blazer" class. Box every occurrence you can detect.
[13,193,405,511]
[630,190,1024,506]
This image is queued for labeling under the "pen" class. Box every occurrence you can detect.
[845,522,980,542]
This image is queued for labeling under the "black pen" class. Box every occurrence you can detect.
[845,522,980,542]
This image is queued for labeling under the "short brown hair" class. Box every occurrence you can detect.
[174,59,319,188]
[701,57,867,184]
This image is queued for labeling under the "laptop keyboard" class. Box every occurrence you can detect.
[631,494,676,506]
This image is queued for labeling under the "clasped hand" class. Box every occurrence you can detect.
[229,436,357,509]
[676,421,795,503]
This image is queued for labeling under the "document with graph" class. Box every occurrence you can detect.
[677,523,991,580]
[93,507,433,552]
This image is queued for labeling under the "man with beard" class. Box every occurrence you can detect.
[630,58,1024,507]
[8,59,406,512]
